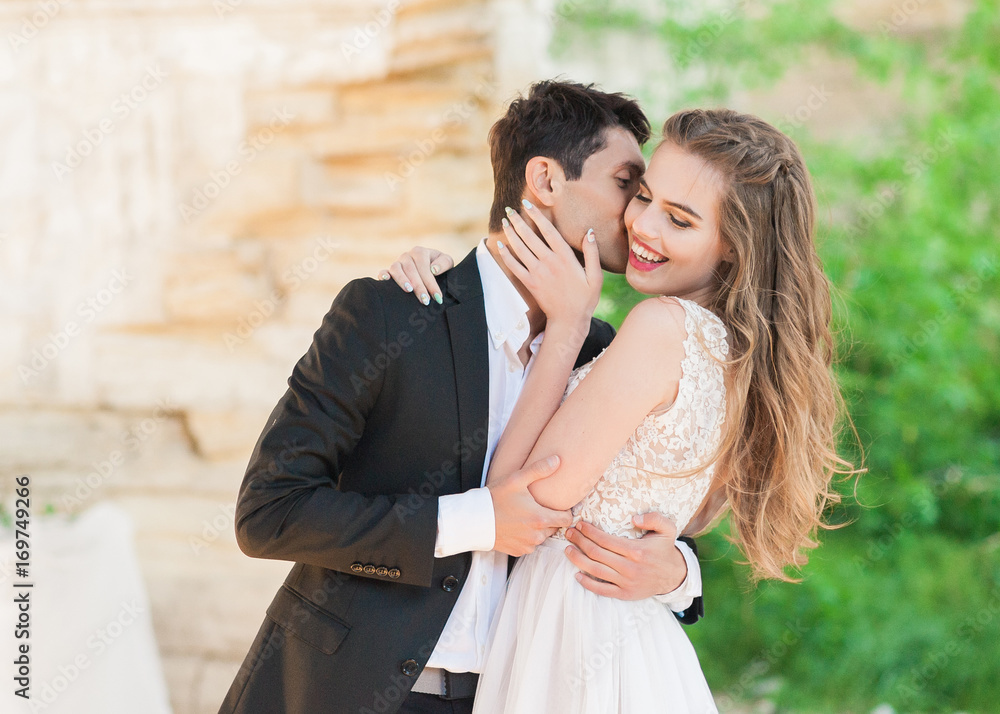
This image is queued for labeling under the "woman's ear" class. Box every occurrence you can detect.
[524,156,565,208]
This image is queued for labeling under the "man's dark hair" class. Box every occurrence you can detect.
[487,79,651,232]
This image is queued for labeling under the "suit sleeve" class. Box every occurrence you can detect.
[234,278,440,588]
[673,536,705,624]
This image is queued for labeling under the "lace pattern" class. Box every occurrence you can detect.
[555,297,729,540]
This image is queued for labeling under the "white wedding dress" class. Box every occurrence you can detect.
[473,297,728,714]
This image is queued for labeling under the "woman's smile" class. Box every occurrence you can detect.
[628,238,669,271]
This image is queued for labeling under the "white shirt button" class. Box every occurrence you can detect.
[495,331,505,342]
[481,575,487,585]
[516,318,526,330]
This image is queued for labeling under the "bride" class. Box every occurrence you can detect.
[385,108,856,713]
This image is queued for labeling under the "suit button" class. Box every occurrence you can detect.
[401,659,419,677]
[388,568,401,579]
[350,563,364,573]
[375,566,388,577]
[363,564,376,575]
[441,575,460,592]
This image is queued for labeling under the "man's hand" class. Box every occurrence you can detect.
[564,512,687,600]
[490,455,573,557]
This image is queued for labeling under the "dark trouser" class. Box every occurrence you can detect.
[398,692,474,714]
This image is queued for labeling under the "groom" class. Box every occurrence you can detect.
[220,80,703,714]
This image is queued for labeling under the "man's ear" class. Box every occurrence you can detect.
[524,156,566,208]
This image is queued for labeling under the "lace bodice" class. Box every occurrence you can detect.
[555,297,729,540]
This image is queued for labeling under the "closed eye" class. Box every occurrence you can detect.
[669,213,692,229]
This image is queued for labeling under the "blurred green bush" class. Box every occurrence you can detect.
[560,0,1000,710]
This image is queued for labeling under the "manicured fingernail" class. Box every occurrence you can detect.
[420,293,429,305]
[379,272,389,280]
[522,199,533,209]
[431,265,440,275]
[433,292,443,304]
[501,217,510,228]
[496,240,504,251]
[403,282,413,292]
[504,206,514,216]
[587,229,595,242]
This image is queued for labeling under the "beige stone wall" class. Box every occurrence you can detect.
[1,1,555,711]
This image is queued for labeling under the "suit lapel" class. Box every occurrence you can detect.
[444,250,490,494]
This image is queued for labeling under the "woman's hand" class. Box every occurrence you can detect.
[378,247,455,305]
[499,200,602,334]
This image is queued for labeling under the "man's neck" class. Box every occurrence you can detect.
[484,230,547,339]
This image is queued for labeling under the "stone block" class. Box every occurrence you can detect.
[301,155,406,212]
[185,408,272,461]
[163,247,270,324]
[400,152,493,230]
[91,329,291,410]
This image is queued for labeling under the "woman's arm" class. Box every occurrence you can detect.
[525,297,689,510]
[485,205,603,485]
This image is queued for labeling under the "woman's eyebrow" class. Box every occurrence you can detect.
[665,200,702,221]
[638,179,703,220]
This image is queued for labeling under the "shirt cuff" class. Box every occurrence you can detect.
[434,487,497,558]
[652,540,702,613]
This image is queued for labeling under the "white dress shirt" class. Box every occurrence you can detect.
[426,240,700,673]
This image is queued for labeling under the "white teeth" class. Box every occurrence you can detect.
[632,243,667,263]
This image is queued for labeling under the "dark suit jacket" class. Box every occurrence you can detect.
[219,249,700,714]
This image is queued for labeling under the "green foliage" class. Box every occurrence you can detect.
[570,0,1000,709]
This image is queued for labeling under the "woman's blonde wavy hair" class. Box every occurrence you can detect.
[663,109,860,582]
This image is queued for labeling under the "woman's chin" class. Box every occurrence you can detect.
[625,272,668,296]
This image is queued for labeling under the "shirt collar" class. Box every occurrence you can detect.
[476,240,532,352]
